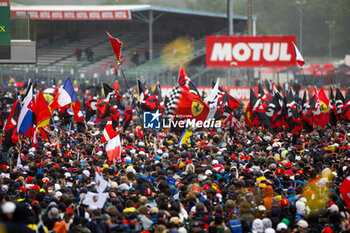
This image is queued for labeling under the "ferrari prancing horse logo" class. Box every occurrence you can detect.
[191,101,204,116]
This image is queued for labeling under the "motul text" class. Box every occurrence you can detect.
[206,36,297,67]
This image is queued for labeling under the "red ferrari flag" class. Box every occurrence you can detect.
[315,87,329,128]
[107,32,123,64]
[174,88,209,122]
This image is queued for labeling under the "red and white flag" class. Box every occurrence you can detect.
[106,134,121,161]
[292,42,305,67]
[102,117,118,144]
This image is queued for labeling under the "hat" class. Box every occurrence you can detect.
[212,159,219,165]
[144,189,153,196]
[82,170,90,177]
[265,228,276,233]
[139,196,150,205]
[276,223,288,231]
[48,207,59,219]
[230,209,240,216]
[205,170,213,175]
[1,202,16,214]
[322,227,333,233]
[328,204,339,214]
[297,219,308,228]
[257,205,266,212]
[169,216,183,225]
[27,176,34,183]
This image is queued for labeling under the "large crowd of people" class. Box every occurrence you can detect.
[0,81,349,233]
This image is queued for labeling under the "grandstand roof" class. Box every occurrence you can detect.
[11,4,252,21]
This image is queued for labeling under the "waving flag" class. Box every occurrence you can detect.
[179,126,193,148]
[3,97,21,149]
[50,78,78,110]
[342,88,350,121]
[204,80,220,120]
[302,93,315,133]
[335,88,345,117]
[314,87,329,128]
[18,83,33,135]
[167,87,209,122]
[329,87,337,126]
[340,176,350,209]
[292,42,305,67]
[106,134,121,161]
[266,86,284,132]
[178,65,201,96]
[35,90,52,128]
[102,117,118,144]
[107,32,123,64]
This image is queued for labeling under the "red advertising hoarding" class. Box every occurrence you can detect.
[0,0,9,6]
[206,36,297,68]
[10,9,131,20]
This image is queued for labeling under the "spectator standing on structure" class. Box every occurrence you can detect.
[85,47,94,63]
[75,48,82,61]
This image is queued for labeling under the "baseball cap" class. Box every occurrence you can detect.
[276,223,288,231]
[297,219,308,228]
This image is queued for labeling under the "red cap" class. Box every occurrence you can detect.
[185,160,192,164]
[19,187,27,192]
[0,164,7,170]
[279,199,289,207]
[284,162,292,168]
[296,170,304,175]
[30,185,40,192]
[145,189,153,196]
[27,176,34,183]
[322,227,333,233]
[275,168,282,174]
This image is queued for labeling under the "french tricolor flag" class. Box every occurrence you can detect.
[17,83,33,135]
[50,77,78,110]
[292,42,305,67]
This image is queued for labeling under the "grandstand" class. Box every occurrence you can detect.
[2,4,252,85]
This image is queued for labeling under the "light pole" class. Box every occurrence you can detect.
[296,0,306,53]
[325,20,335,58]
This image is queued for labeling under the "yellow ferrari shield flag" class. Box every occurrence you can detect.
[179,126,193,148]
[191,101,204,117]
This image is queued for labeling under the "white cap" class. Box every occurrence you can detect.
[265,228,276,233]
[64,172,71,178]
[328,204,339,214]
[157,149,163,155]
[1,202,16,214]
[297,219,308,228]
[212,159,219,165]
[55,191,62,199]
[257,205,266,212]
[139,151,145,156]
[83,170,90,177]
[205,170,213,175]
[276,223,288,231]
[138,142,145,147]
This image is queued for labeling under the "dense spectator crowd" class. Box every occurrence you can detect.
[0,84,349,233]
